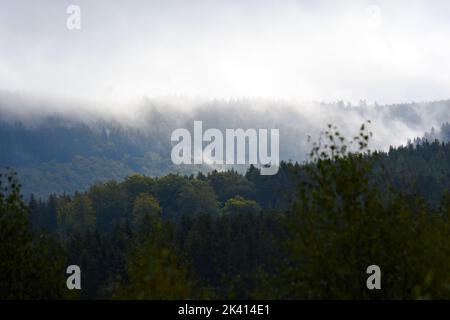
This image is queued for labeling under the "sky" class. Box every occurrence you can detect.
[1,0,450,109]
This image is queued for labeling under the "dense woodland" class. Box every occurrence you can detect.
[1,98,449,198]
[1,122,449,299]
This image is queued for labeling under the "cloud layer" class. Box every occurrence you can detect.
[1,0,450,107]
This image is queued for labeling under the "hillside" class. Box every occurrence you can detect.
[1,98,450,198]
[19,134,450,299]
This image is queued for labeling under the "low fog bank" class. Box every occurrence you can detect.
[1,92,449,162]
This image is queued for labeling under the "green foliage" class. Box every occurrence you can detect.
[57,193,96,235]
[88,180,127,233]
[113,210,195,299]
[223,196,261,215]
[177,180,219,217]
[441,191,450,217]
[281,123,450,299]
[6,121,450,300]
[114,240,195,299]
[208,170,256,204]
[132,194,162,237]
[0,170,67,299]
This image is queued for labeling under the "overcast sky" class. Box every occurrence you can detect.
[1,0,450,108]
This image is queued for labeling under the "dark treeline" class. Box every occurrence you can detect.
[1,124,450,299]
[411,122,450,145]
[2,98,450,198]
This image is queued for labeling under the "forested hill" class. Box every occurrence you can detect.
[28,140,450,234]
[411,122,450,145]
[1,98,449,198]
[20,138,450,299]
[0,119,187,197]
[2,119,450,300]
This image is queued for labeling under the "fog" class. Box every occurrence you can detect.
[1,91,449,162]
[1,0,450,159]
[1,0,450,108]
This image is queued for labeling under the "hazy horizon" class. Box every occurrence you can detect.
[1,0,450,110]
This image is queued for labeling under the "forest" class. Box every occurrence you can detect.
[1,122,449,299]
[1,98,449,198]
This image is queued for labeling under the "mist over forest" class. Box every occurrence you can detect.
[2,0,450,302]
[1,93,449,197]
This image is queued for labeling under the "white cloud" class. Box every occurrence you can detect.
[0,0,450,107]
